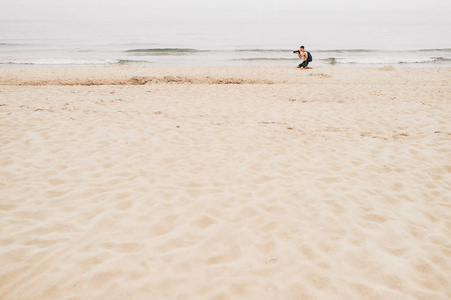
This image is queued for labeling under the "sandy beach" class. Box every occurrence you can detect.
[0,65,450,299]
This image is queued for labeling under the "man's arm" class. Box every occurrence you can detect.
[297,52,303,59]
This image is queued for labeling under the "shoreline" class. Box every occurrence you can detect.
[1,62,450,69]
[1,65,450,86]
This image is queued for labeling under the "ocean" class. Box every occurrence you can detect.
[1,14,450,67]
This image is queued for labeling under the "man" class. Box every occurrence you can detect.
[296,46,312,69]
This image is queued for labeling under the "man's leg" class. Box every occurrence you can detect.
[298,61,308,69]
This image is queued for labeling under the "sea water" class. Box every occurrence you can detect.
[1,11,450,67]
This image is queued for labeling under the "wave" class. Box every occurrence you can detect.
[232,49,416,53]
[233,49,397,53]
[433,57,451,62]
[125,48,203,55]
[0,58,119,65]
[322,58,338,65]
[232,55,451,64]
[316,48,451,53]
[320,56,451,65]
[0,42,39,47]
[315,49,378,53]
[70,49,95,53]
[232,57,297,61]
[2,56,449,66]
[234,49,290,53]
[125,48,309,54]
[418,48,451,52]
[129,48,292,53]
[117,59,150,65]
[0,58,153,66]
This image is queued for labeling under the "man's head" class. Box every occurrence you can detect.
[300,46,305,52]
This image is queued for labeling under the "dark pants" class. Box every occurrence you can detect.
[299,60,309,68]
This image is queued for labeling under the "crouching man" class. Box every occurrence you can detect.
[295,46,312,69]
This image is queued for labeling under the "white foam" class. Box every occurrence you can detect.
[0,58,118,65]
[335,56,437,64]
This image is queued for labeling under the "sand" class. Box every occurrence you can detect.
[0,65,450,299]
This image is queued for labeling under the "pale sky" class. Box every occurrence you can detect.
[1,0,450,22]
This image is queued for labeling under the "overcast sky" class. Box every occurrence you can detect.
[1,0,450,22]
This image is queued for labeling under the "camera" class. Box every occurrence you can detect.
[293,50,300,54]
